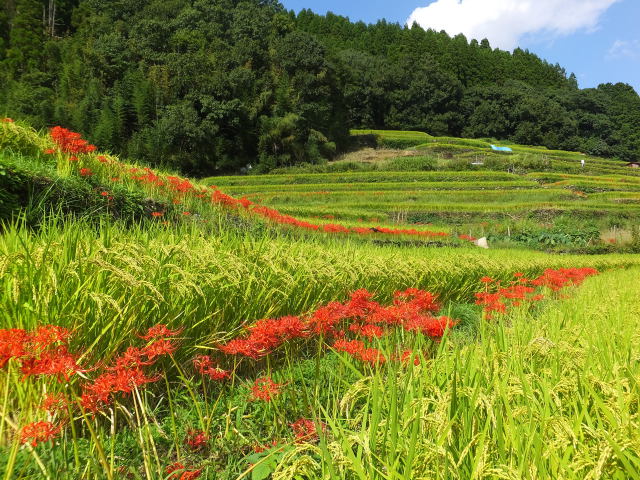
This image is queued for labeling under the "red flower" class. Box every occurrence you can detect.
[166,462,203,480]
[403,315,457,338]
[43,148,56,155]
[151,212,164,218]
[185,430,209,450]
[40,393,67,414]
[250,377,283,402]
[480,276,493,284]
[139,324,182,340]
[290,419,324,443]
[50,126,96,155]
[31,325,72,352]
[142,338,178,359]
[20,421,61,447]
[333,339,385,365]
[79,168,92,176]
[253,440,279,453]
[0,328,29,367]
[349,324,385,338]
[20,346,82,381]
[193,355,230,381]
[2,117,14,123]
[97,155,109,163]
[101,191,109,197]
[397,349,420,366]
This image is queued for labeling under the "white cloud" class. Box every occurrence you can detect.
[407,0,620,50]
[608,40,640,60]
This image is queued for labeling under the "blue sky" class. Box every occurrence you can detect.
[280,0,639,93]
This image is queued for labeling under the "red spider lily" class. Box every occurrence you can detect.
[239,197,253,209]
[110,177,120,182]
[81,368,160,412]
[97,155,109,163]
[109,347,153,371]
[78,331,177,413]
[166,462,203,480]
[344,289,377,318]
[2,117,14,123]
[20,346,83,381]
[192,355,230,381]
[79,168,92,177]
[394,288,440,313]
[250,377,284,402]
[40,393,68,414]
[185,430,209,450]
[151,212,164,218]
[480,276,493,284]
[397,349,421,366]
[30,325,72,352]
[531,268,598,291]
[100,191,109,197]
[306,302,348,336]
[218,338,267,359]
[475,292,507,317]
[219,315,308,359]
[50,126,97,155]
[139,324,183,340]
[349,323,385,338]
[43,148,56,155]
[20,421,61,447]
[458,234,477,242]
[142,339,178,359]
[0,328,29,367]
[403,315,457,338]
[290,419,324,443]
[253,440,279,453]
[182,211,191,216]
[333,339,386,365]
[1,327,84,381]
[323,223,351,234]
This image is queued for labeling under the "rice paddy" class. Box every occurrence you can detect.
[1,121,639,479]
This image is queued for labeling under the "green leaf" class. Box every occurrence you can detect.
[252,461,274,480]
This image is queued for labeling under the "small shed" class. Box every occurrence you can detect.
[626,162,640,168]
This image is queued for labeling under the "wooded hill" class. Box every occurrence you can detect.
[1,0,639,175]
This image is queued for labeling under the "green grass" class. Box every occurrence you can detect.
[2,122,640,478]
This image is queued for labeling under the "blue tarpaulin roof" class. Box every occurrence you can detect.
[491,145,513,152]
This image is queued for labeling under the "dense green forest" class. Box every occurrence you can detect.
[1,0,639,175]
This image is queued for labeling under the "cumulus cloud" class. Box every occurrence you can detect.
[407,0,620,50]
[608,40,640,60]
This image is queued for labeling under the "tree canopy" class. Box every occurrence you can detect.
[1,0,639,174]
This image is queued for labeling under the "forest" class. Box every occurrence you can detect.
[1,0,640,175]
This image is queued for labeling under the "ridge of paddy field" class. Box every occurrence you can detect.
[4,219,640,360]
[3,120,640,252]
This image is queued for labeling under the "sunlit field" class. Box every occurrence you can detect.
[1,120,639,479]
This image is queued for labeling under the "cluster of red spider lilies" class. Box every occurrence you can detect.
[0,288,450,476]
[475,267,599,318]
[42,126,465,241]
[0,266,600,477]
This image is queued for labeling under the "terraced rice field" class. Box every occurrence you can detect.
[2,122,640,479]
[207,169,640,225]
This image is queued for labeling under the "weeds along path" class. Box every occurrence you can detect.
[271,267,640,479]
